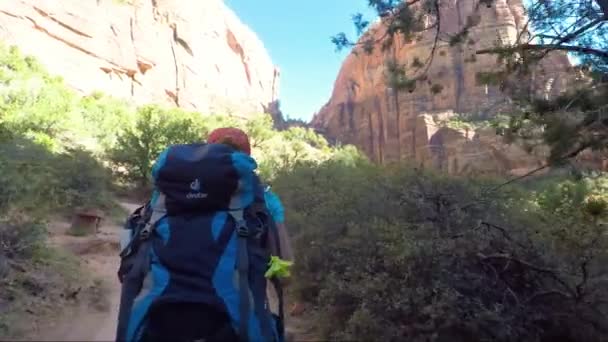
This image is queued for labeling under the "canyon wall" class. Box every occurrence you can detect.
[0,0,280,117]
[312,0,575,175]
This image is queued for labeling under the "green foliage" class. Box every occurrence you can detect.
[430,83,444,94]
[327,145,367,167]
[0,137,115,216]
[0,218,82,340]
[0,45,76,151]
[0,46,117,329]
[336,0,606,72]
[533,173,608,219]
[108,105,209,186]
[529,85,608,162]
[253,124,342,180]
[0,216,47,260]
[528,0,607,72]
[275,163,608,341]
[106,105,357,186]
[475,71,505,86]
[411,57,424,69]
[0,43,126,243]
[0,121,11,142]
[0,42,363,194]
[440,113,511,135]
[385,60,417,92]
[0,43,134,155]
[78,92,135,152]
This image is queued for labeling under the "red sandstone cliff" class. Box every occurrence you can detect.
[312,0,575,175]
[0,0,280,117]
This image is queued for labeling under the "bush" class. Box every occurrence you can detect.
[274,162,608,341]
[77,91,135,152]
[107,107,364,187]
[0,44,136,155]
[0,44,130,339]
[0,44,79,151]
[0,136,115,216]
[108,104,210,187]
[242,115,363,180]
[0,214,82,340]
[0,215,46,261]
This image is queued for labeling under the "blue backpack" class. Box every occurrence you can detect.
[115,143,285,342]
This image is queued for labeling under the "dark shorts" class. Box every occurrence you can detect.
[140,303,239,342]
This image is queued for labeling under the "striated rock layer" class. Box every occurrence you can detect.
[312,0,575,175]
[0,0,280,117]
[409,112,547,177]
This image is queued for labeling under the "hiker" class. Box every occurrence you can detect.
[115,127,292,342]
[207,127,294,266]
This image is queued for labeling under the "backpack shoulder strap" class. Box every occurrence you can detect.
[118,193,167,280]
[118,201,152,259]
[227,209,250,342]
[116,195,167,342]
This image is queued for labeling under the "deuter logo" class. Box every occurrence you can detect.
[190,179,201,191]
[187,178,207,199]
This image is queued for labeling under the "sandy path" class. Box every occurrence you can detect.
[36,251,121,341]
[32,202,138,341]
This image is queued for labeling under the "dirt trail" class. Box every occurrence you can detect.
[29,202,136,341]
[34,202,315,341]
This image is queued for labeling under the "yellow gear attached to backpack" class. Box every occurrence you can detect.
[265,255,293,279]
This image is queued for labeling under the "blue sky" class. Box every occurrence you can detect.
[225,0,376,122]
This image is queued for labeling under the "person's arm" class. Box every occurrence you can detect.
[264,190,294,262]
[275,222,294,263]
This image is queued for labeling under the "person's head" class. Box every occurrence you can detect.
[207,127,251,155]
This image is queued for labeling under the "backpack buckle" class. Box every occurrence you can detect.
[236,220,249,237]
[139,223,152,240]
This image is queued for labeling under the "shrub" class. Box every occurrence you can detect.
[274,162,608,342]
[0,216,46,261]
[107,108,364,187]
[108,104,209,187]
[0,44,136,155]
[77,91,135,152]
[0,136,115,216]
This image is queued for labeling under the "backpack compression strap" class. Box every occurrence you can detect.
[228,210,250,342]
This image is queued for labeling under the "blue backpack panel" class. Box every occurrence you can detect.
[115,143,283,342]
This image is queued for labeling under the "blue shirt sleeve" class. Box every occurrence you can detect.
[264,190,285,224]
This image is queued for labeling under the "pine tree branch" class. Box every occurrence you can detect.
[342,0,426,51]
[476,44,608,59]
[552,16,607,46]
[483,141,592,194]
[416,0,442,78]
[477,252,577,297]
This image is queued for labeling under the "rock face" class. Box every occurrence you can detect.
[312,0,573,175]
[411,112,546,177]
[0,0,280,116]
